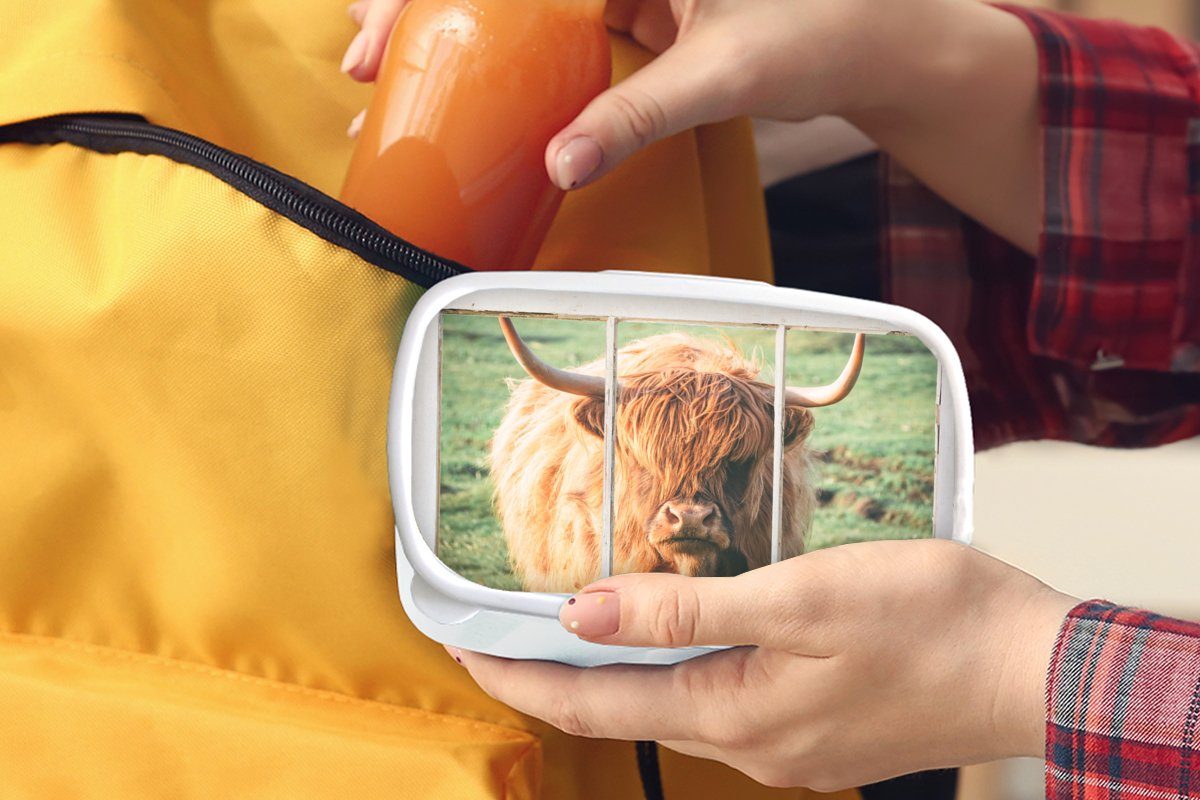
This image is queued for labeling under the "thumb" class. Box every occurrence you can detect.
[546,35,740,191]
[559,571,788,649]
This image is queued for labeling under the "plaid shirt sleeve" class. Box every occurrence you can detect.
[1047,601,1200,799]
[882,5,1200,450]
[1001,5,1200,375]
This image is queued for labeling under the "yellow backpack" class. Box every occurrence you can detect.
[0,2,860,798]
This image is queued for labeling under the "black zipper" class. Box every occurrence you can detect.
[0,113,469,288]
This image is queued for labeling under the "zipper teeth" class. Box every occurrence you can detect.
[54,117,463,285]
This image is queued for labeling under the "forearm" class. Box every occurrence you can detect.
[846,0,1041,253]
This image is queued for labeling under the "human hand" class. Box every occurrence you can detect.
[339,0,885,182]
[448,540,1076,790]
[339,0,1040,250]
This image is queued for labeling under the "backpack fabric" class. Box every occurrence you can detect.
[0,2,862,798]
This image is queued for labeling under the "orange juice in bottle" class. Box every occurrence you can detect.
[341,0,611,269]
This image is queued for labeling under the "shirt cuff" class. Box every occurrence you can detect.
[995,5,1200,373]
[1046,600,1200,799]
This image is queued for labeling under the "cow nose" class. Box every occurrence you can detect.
[663,501,720,535]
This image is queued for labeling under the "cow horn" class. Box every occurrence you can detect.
[785,333,866,408]
[498,317,607,397]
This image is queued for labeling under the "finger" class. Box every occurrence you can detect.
[558,570,802,649]
[545,33,741,190]
[347,109,366,138]
[603,0,643,32]
[343,0,408,81]
[456,649,701,742]
[347,0,369,26]
[627,1,678,54]
[605,0,677,51]
[340,29,370,76]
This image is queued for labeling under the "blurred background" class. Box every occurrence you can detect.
[754,2,1199,799]
[1031,0,1195,31]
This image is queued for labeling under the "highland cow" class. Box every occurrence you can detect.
[489,319,864,593]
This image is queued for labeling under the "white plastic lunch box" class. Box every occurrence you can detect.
[388,271,974,666]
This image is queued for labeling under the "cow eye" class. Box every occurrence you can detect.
[725,457,753,476]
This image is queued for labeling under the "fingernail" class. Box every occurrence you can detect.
[341,30,369,73]
[443,644,465,665]
[347,1,367,24]
[347,110,366,138]
[560,591,619,638]
[554,137,603,190]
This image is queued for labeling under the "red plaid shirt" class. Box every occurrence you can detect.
[884,6,1200,451]
[881,6,1200,798]
[1048,603,1200,800]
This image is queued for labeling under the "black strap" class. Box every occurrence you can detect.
[635,741,664,800]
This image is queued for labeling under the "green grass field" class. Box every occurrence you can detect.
[438,312,938,590]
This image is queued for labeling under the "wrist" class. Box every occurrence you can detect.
[993,587,1078,758]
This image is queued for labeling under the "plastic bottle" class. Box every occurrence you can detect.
[341,0,611,269]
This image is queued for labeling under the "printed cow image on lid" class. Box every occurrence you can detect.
[436,311,938,594]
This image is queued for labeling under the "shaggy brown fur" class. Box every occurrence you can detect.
[489,333,815,593]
